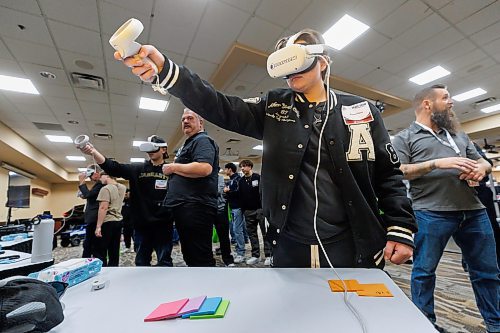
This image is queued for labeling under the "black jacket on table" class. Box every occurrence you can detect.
[79,181,104,225]
[153,59,417,264]
[99,158,170,230]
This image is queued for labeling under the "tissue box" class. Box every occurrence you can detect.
[29,258,103,287]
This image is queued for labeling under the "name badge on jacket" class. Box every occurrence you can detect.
[341,101,374,125]
[155,179,167,190]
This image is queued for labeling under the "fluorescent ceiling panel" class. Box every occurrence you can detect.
[66,156,86,161]
[409,66,450,85]
[481,103,500,113]
[139,97,169,112]
[452,88,487,102]
[323,14,370,50]
[0,74,39,94]
[130,157,145,163]
[46,135,73,143]
[253,145,263,150]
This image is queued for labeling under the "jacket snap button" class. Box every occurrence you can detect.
[348,201,353,206]
[329,140,334,145]
[281,205,286,210]
[339,168,343,174]
[297,144,303,149]
[288,174,294,180]
[277,228,280,234]
[304,124,309,129]
[272,240,277,245]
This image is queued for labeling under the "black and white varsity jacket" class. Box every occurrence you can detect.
[153,59,417,267]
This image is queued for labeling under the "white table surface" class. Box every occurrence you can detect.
[0,236,32,248]
[0,250,32,271]
[52,267,437,333]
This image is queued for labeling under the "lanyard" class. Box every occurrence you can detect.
[415,121,461,156]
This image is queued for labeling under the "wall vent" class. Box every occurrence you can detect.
[93,133,112,140]
[71,72,105,91]
[33,122,65,131]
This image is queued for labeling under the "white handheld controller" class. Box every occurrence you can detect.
[109,18,158,74]
[74,135,90,149]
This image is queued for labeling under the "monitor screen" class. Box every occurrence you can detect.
[6,171,31,208]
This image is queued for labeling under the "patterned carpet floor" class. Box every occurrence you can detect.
[53,241,488,333]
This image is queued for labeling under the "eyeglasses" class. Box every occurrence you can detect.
[48,281,69,299]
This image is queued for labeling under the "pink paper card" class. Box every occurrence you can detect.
[144,298,189,322]
[178,296,207,316]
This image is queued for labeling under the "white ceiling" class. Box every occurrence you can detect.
[0,0,499,175]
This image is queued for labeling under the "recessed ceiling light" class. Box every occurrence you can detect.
[77,167,87,172]
[452,88,487,102]
[130,157,145,163]
[253,145,263,151]
[139,97,169,112]
[133,140,147,147]
[481,103,500,113]
[0,74,39,94]
[323,14,370,50]
[45,135,73,143]
[66,156,86,161]
[40,71,56,79]
[409,66,450,85]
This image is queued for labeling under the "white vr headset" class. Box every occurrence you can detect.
[267,32,332,79]
[139,135,168,153]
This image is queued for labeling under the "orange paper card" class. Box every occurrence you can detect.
[356,283,393,297]
[328,279,361,292]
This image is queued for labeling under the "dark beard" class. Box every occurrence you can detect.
[431,110,459,134]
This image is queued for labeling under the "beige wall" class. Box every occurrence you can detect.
[0,167,86,222]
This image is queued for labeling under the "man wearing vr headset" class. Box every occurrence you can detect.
[78,135,174,267]
[78,165,104,258]
[116,29,416,269]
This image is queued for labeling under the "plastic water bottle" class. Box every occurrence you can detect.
[31,215,54,263]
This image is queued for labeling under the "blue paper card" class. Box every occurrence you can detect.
[181,297,222,318]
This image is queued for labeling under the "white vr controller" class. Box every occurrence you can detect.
[267,44,330,79]
[109,18,158,74]
[74,135,89,149]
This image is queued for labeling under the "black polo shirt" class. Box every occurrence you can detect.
[163,131,219,209]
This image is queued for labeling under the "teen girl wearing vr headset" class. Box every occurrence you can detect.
[116,28,416,271]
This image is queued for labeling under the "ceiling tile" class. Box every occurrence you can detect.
[359,68,392,87]
[393,14,449,49]
[108,78,142,96]
[374,1,431,39]
[361,40,407,67]
[184,57,218,81]
[37,84,74,99]
[255,0,309,28]
[428,38,476,63]
[0,1,42,15]
[3,92,44,106]
[235,64,268,85]
[103,0,154,16]
[151,0,208,57]
[290,0,355,34]
[446,49,488,72]
[59,50,105,79]
[100,2,151,36]
[20,112,58,123]
[0,59,24,77]
[74,88,108,103]
[48,20,102,57]
[19,63,70,87]
[438,0,495,24]
[189,1,250,63]
[0,7,53,46]
[39,0,99,31]
[455,1,500,35]
[44,97,81,115]
[0,39,14,60]
[336,60,377,81]
[237,16,284,52]
[3,37,62,68]
[470,22,500,46]
[109,92,139,107]
[352,0,407,26]
[218,0,260,13]
[342,29,390,60]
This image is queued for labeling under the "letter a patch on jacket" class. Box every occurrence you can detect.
[346,123,375,161]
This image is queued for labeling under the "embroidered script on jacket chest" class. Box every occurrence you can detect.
[266,102,299,122]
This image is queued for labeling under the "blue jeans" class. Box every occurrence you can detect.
[231,208,246,256]
[412,209,500,332]
[134,225,173,267]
